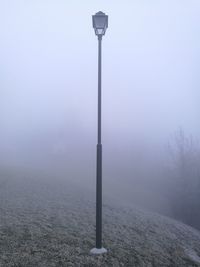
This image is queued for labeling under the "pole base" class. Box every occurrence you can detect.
[90,247,107,255]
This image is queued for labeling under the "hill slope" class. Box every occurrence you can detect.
[0,175,200,267]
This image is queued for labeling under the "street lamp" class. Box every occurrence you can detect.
[90,11,108,255]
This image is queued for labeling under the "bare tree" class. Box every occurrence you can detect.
[167,128,200,229]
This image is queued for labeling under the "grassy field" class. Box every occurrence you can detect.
[0,173,200,267]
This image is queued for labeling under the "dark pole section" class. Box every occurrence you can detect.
[96,35,102,249]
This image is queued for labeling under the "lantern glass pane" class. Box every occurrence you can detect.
[94,16,106,29]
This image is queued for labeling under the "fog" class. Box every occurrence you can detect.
[1,1,200,229]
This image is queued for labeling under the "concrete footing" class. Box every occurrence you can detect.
[90,247,107,255]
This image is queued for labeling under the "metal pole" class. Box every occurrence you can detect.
[96,35,102,249]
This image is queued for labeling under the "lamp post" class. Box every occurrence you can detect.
[90,11,108,255]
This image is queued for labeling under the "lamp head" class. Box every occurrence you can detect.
[92,11,108,37]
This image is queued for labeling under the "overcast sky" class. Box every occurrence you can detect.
[0,0,200,153]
